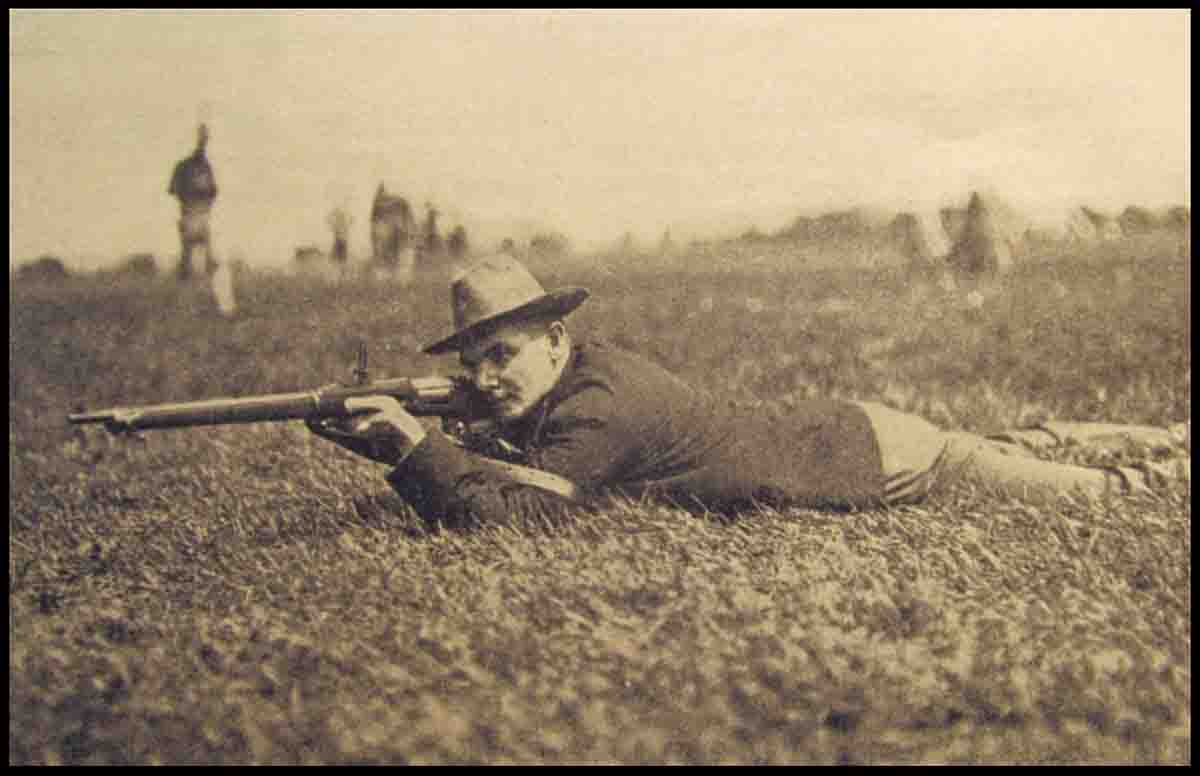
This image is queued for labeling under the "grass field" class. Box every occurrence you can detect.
[9,235,1191,764]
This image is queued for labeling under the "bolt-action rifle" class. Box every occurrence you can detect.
[67,344,579,501]
[68,344,485,434]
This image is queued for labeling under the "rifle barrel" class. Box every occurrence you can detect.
[68,410,119,425]
[67,376,465,432]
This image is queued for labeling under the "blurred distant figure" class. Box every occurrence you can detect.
[168,123,219,280]
[328,207,353,268]
[658,228,676,257]
[370,183,414,266]
[370,183,417,283]
[447,224,470,262]
[618,231,637,256]
[419,202,445,266]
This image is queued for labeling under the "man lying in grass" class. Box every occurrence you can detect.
[308,254,1189,529]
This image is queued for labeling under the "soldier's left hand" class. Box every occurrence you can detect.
[306,396,428,465]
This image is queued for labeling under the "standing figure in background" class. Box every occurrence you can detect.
[370,183,417,283]
[447,224,470,262]
[421,202,444,263]
[168,123,219,280]
[328,207,353,269]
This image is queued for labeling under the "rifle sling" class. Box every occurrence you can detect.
[474,459,582,503]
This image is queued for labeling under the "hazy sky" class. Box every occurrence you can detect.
[10,9,1191,269]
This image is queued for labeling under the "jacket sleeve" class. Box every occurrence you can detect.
[386,431,592,530]
[385,380,630,530]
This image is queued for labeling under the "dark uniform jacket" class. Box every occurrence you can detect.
[389,340,885,526]
[168,150,218,204]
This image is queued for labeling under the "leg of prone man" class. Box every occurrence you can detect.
[854,402,1188,505]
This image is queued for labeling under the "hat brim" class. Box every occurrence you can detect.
[423,287,589,355]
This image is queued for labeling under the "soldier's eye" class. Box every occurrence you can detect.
[490,344,517,366]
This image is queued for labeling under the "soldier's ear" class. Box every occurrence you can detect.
[546,321,571,362]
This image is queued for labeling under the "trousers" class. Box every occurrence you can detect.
[177,201,215,277]
[854,402,1189,505]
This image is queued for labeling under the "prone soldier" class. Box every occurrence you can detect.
[308,255,1190,530]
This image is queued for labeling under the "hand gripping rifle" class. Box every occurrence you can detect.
[68,344,580,501]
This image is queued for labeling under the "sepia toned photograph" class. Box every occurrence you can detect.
[10,9,1190,765]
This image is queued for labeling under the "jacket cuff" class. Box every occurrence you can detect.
[386,430,473,511]
[390,430,460,478]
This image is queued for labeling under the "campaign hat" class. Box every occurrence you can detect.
[423,254,588,355]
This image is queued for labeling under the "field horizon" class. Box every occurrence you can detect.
[10,236,1191,764]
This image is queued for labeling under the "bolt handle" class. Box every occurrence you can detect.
[352,342,370,385]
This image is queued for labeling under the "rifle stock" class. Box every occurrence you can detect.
[68,375,486,433]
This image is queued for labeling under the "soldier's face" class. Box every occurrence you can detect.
[460,320,566,421]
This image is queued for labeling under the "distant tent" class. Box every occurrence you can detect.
[118,253,159,278]
[15,255,69,283]
[294,245,325,266]
[777,214,816,241]
[813,207,893,241]
[1080,206,1123,241]
[945,192,1016,276]
[889,211,951,268]
[1163,205,1191,232]
[1022,209,1097,251]
[1118,205,1159,237]
[1063,208,1099,244]
[915,210,952,259]
[939,207,969,247]
[777,206,893,243]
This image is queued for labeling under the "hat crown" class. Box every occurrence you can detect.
[424,254,588,354]
[450,255,548,332]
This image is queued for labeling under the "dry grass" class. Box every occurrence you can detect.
[9,236,1191,764]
